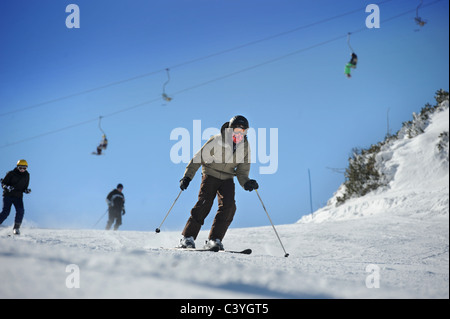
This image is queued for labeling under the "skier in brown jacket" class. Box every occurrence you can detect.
[178,115,259,250]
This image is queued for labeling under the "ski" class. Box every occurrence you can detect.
[158,247,251,254]
[6,233,20,238]
[220,248,252,255]
[0,227,19,237]
[161,246,220,253]
[7,231,21,237]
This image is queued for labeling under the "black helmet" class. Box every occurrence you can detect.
[229,115,249,130]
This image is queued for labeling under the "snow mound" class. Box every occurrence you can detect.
[299,104,449,224]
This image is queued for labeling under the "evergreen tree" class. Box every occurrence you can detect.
[336,89,449,205]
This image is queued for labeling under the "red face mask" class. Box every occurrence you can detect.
[232,133,244,144]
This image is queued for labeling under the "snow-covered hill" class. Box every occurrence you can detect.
[0,212,448,299]
[0,103,448,300]
[299,102,449,223]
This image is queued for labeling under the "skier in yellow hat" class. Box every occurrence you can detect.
[0,159,31,235]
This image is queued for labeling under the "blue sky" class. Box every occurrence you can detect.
[0,0,448,233]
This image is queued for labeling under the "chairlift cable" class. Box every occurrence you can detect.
[347,32,355,53]
[0,0,396,118]
[0,0,446,148]
[98,116,106,136]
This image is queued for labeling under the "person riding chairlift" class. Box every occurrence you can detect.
[345,53,358,78]
[94,135,108,155]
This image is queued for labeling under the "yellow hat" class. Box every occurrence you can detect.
[17,159,28,167]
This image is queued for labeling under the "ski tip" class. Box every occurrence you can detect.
[219,248,252,255]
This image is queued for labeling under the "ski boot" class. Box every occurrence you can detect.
[204,238,224,251]
[13,223,21,235]
[178,236,195,249]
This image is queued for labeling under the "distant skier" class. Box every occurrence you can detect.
[105,183,125,230]
[0,160,31,235]
[178,115,259,250]
[344,53,358,78]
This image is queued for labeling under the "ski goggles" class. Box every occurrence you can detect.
[233,128,247,135]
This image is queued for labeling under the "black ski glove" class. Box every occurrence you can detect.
[179,176,191,191]
[244,179,259,192]
[122,208,126,216]
[2,185,14,192]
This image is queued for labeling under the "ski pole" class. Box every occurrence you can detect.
[155,190,182,233]
[92,208,108,228]
[255,189,289,257]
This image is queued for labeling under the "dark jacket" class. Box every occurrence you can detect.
[1,168,30,198]
[106,189,125,211]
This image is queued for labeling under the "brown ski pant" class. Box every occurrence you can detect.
[182,174,236,241]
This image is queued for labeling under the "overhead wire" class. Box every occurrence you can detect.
[162,68,173,102]
[416,0,424,18]
[98,116,106,136]
[0,0,445,149]
[347,33,355,53]
[0,0,395,118]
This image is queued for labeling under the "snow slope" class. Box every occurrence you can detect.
[0,105,448,299]
[300,104,449,223]
[0,214,448,299]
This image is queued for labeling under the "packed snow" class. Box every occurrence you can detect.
[0,105,448,299]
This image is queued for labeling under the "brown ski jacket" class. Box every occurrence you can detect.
[183,132,251,188]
